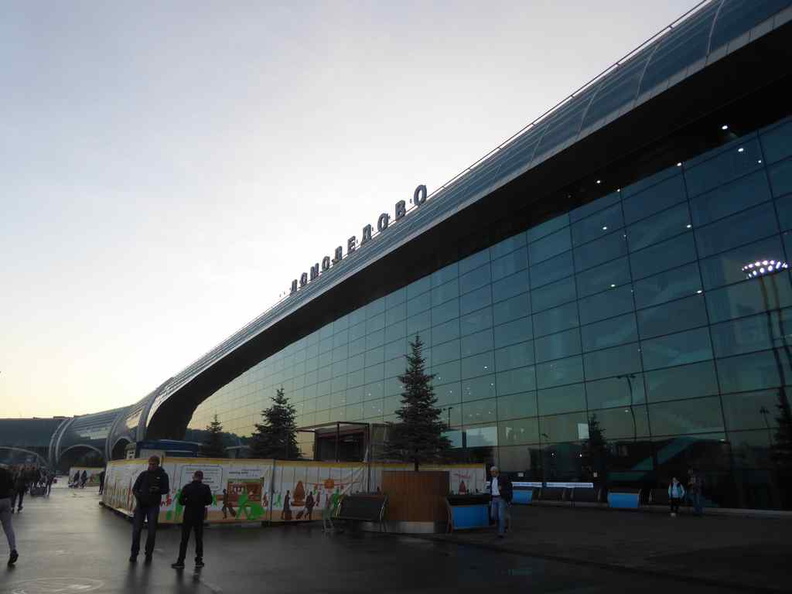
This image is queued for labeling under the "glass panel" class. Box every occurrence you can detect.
[583,343,642,381]
[532,276,577,312]
[498,417,540,446]
[529,227,572,264]
[685,137,764,197]
[578,285,634,325]
[576,257,631,298]
[716,349,792,393]
[699,235,784,291]
[460,351,495,380]
[491,247,528,282]
[694,203,778,259]
[769,158,792,198]
[641,327,713,370]
[460,307,493,336]
[581,312,638,352]
[722,389,791,432]
[644,360,719,403]
[492,270,530,303]
[538,383,586,415]
[776,193,792,231]
[690,171,772,227]
[630,233,697,280]
[460,285,492,315]
[706,272,792,323]
[432,318,460,346]
[526,213,569,243]
[462,374,497,402]
[407,292,431,317]
[535,328,581,363]
[570,190,621,223]
[637,294,708,339]
[571,203,624,246]
[490,233,527,259]
[493,292,531,326]
[622,174,686,224]
[431,278,460,307]
[406,276,431,299]
[710,309,792,358]
[589,405,650,440]
[459,263,492,295]
[586,374,646,409]
[432,339,460,365]
[435,382,462,407]
[535,356,584,389]
[627,202,691,252]
[760,118,792,165]
[433,360,461,385]
[497,392,538,420]
[539,411,588,443]
[633,262,702,309]
[460,329,494,358]
[463,398,498,425]
[530,251,574,289]
[406,310,432,337]
[648,397,724,436]
[493,316,533,349]
[458,249,490,276]
[495,341,535,372]
[533,301,579,337]
[431,262,459,288]
[497,366,537,395]
[433,298,461,326]
[573,231,628,272]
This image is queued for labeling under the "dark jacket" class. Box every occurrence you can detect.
[132,467,170,508]
[0,467,13,499]
[179,481,213,520]
[488,474,514,503]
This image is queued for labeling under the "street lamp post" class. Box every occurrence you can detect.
[616,373,637,442]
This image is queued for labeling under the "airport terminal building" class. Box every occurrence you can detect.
[3,0,792,510]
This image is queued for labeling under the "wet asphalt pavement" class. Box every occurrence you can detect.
[0,484,752,593]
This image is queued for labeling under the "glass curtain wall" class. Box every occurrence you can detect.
[190,116,792,509]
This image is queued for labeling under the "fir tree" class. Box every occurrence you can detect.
[201,414,227,458]
[581,414,609,487]
[385,335,451,471]
[250,388,300,459]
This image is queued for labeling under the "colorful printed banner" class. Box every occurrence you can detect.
[102,458,486,524]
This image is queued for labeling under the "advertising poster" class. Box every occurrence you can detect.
[268,461,366,523]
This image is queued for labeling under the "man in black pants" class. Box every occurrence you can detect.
[172,470,213,570]
[129,456,170,563]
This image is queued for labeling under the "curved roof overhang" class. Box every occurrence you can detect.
[146,3,792,439]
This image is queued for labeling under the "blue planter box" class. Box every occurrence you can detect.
[608,492,640,509]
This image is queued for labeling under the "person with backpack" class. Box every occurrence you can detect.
[129,456,170,563]
[667,477,685,517]
[0,464,19,566]
[172,470,213,570]
[486,466,513,538]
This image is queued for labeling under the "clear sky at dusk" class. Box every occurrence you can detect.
[0,0,701,418]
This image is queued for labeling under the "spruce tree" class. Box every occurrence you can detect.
[581,414,609,487]
[385,335,451,471]
[201,414,227,458]
[250,388,300,459]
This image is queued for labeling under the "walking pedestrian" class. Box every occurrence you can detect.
[80,470,88,488]
[171,470,213,569]
[11,468,27,513]
[129,456,170,563]
[220,489,236,519]
[0,464,19,566]
[98,470,106,495]
[486,466,513,538]
[687,469,704,516]
[668,477,685,517]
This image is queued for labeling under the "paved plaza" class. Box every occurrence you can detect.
[1,484,790,593]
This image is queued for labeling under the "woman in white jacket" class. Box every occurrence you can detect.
[668,477,686,517]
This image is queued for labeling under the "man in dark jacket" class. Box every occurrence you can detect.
[129,456,170,563]
[11,468,27,513]
[486,466,513,538]
[172,470,213,569]
[0,465,19,565]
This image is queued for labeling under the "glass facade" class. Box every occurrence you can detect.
[189,116,792,509]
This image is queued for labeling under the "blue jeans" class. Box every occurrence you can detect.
[690,492,703,515]
[131,505,160,557]
[491,497,508,535]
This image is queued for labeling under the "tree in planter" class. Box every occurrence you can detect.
[385,335,451,471]
[251,388,300,459]
[201,414,227,458]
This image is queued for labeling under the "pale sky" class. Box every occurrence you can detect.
[0,0,701,418]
